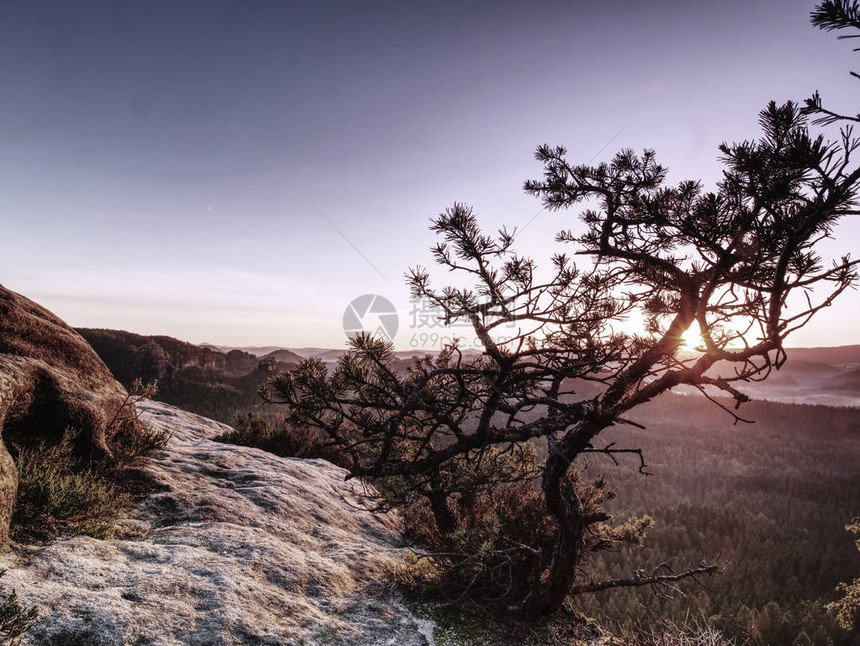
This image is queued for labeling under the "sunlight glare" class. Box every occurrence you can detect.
[681,323,704,350]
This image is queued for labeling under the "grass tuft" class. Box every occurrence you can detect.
[13,432,129,541]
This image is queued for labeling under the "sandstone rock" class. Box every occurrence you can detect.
[133,342,172,383]
[0,432,14,550]
[0,285,138,459]
[0,400,436,645]
[0,285,141,546]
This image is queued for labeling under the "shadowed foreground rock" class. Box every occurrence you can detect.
[0,285,138,457]
[0,285,142,546]
[0,401,436,645]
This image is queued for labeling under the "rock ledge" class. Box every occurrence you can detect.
[0,400,434,646]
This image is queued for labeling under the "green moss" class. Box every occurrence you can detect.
[408,603,490,646]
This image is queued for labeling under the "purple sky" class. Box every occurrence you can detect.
[2,0,858,349]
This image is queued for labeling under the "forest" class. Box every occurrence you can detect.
[573,393,860,645]
[75,327,297,423]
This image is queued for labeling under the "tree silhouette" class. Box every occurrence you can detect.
[805,0,860,123]
[265,5,860,621]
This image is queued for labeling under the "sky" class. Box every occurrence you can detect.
[1,0,858,350]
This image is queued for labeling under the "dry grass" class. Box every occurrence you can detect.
[12,432,129,541]
[619,616,741,646]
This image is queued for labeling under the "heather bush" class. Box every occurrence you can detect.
[620,615,741,646]
[392,447,651,613]
[106,379,170,469]
[216,412,351,468]
[398,477,551,608]
[9,379,167,542]
[12,431,129,541]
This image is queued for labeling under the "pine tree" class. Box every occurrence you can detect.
[265,2,860,621]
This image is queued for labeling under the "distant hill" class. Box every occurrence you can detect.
[260,349,305,365]
[79,329,259,383]
[77,329,300,423]
[671,345,860,407]
[200,344,291,357]
[288,347,346,360]
[82,330,860,419]
[826,367,860,392]
[78,333,490,421]
[206,343,859,368]
[705,358,841,385]
[784,344,860,368]
[200,345,484,362]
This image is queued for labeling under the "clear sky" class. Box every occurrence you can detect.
[1,0,858,350]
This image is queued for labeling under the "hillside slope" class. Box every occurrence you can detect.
[76,329,299,423]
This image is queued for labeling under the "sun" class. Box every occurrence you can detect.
[620,314,713,350]
[681,323,705,350]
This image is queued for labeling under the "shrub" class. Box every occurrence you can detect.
[397,477,551,608]
[826,518,860,631]
[0,572,37,646]
[12,432,129,541]
[105,379,170,469]
[9,380,167,542]
[620,615,740,646]
[215,413,351,468]
[392,447,651,613]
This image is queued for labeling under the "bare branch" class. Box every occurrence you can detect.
[571,561,723,595]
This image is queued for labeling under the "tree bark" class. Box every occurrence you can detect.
[516,420,606,620]
[516,444,585,618]
[426,479,457,536]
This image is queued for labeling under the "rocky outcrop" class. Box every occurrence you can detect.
[0,286,137,456]
[257,357,279,373]
[0,285,140,545]
[0,419,13,550]
[133,342,172,383]
[0,401,436,645]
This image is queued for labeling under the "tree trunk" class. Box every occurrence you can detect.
[517,422,604,620]
[426,479,456,536]
[516,451,587,619]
